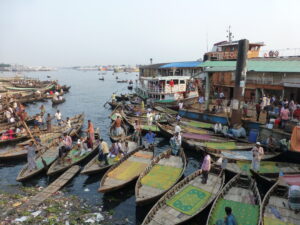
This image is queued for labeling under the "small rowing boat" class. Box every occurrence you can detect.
[226,161,300,177]
[122,112,160,133]
[142,167,224,225]
[47,137,100,176]
[98,147,154,193]
[0,132,61,160]
[184,139,254,153]
[52,98,66,105]
[16,146,58,182]
[261,180,300,225]
[206,173,261,225]
[135,149,187,205]
[109,122,128,142]
[81,141,138,175]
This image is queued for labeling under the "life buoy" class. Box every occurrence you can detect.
[230,52,234,58]
[264,53,268,57]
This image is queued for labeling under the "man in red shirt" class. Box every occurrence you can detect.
[293,105,300,120]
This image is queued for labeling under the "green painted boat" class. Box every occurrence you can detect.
[121,111,161,133]
[207,174,261,225]
[226,161,300,176]
[142,167,224,225]
[81,141,138,175]
[154,106,177,115]
[180,119,214,130]
[47,139,100,176]
[261,181,300,225]
[16,146,58,182]
[185,139,253,152]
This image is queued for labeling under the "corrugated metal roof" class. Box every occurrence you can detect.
[160,61,202,68]
[139,63,168,69]
[199,59,300,73]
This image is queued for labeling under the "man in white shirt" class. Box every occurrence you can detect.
[178,102,183,110]
[55,110,62,126]
[5,110,11,122]
[251,142,264,172]
[175,123,181,133]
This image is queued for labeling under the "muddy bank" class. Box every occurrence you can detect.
[0,186,130,225]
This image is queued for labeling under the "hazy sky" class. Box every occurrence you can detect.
[1,0,299,67]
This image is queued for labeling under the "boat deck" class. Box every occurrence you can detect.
[146,174,221,225]
[265,196,300,224]
[26,165,80,206]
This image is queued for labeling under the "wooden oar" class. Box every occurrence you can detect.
[108,103,122,118]
[21,120,38,146]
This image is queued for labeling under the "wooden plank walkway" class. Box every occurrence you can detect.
[26,165,80,206]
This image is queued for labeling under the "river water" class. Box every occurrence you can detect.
[0,69,203,224]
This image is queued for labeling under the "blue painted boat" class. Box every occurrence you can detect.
[179,109,228,125]
[178,109,262,131]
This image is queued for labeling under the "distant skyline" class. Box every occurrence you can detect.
[1,0,300,67]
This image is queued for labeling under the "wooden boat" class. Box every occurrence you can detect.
[178,117,214,130]
[52,98,66,105]
[184,139,254,153]
[115,94,130,102]
[47,137,100,176]
[154,106,177,116]
[5,83,55,92]
[117,80,128,83]
[226,161,300,177]
[0,132,62,160]
[108,101,119,109]
[261,180,300,225]
[99,77,104,81]
[121,112,160,133]
[16,145,59,182]
[98,147,154,193]
[61,85,71,92]
[0,133,28,145]
[213,150,281,162]
[81,141,138,175]
[142,167,224,225]
[179,108,262,131]
[109,122,128,142]
[135,149,187,205]
[18,94,49,104]
[157,123,223,142]
[155,96,197,111]
[206,173,261,225]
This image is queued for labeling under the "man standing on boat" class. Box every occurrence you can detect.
[251,142,264,172]
[86,120,95,148]
[114,116,123,136]
[25,141,37,172]
[201,151,211,184]
[98,139,109,165]
[63,133,72,151]
[178,101,183,110]
[169,132,181,156]
[55,110,62,126]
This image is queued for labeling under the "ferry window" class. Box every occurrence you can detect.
[231,47,235,51]
[173,80,178,85]
[161,95,165,99]
[180,80,185,84]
